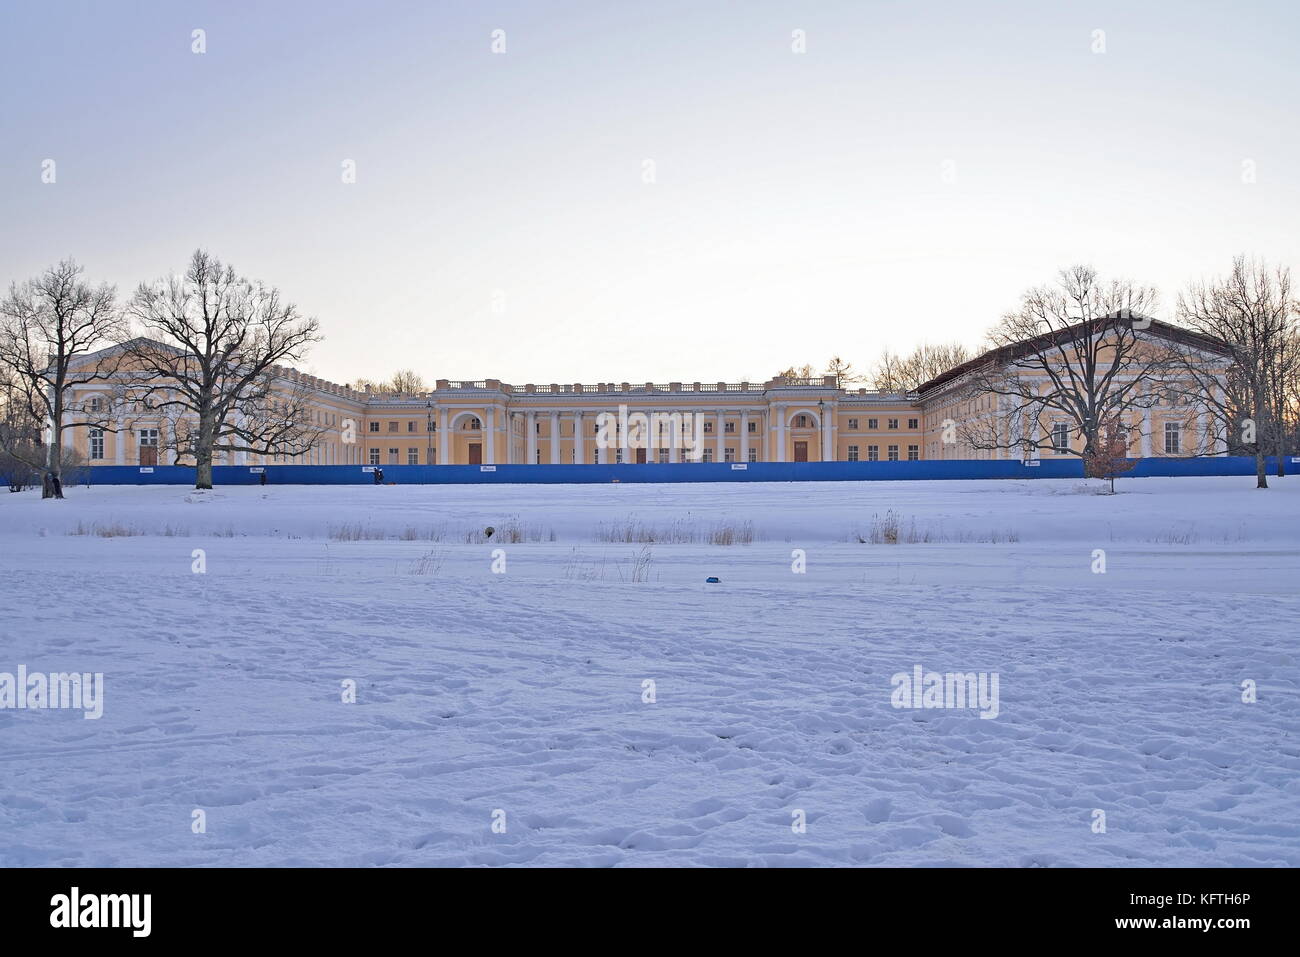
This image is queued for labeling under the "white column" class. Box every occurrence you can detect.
[485,407,496,464]
[715,411,725,461]
[115,416,125,464]
[550,411,560,464]
[527,411,537,464]
[574,411,584,464]
[775,405,786,462]
[1141,409,1152,457]
[822,407,834,461]
[740,411,749,462]
[439,409,449,464]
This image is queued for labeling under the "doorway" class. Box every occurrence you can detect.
[793,441,808,462]
[635,448,647,464]
[468,443,482,465]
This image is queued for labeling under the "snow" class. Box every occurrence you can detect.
[1,476,1297,866]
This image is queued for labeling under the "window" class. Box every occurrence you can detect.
[658,448,669,463]
[138,429,158,446]
[89,396,103,412]
[592,450,600,464]
[408,421,416,432]
[703,421,714,433]
[747,420,757,433]
[702,449,713,463]
[536,449,542,464]
[868,418,878,430]
[847,418,858,430]
[615,448,624,463]
[89,428,104,459]
[1164,422,1181,454]
[887,444,899,461]
[795,415,808,428]
[467,418,481,430]
[908,445,919,461]
[747,447,758,462]
[847,444,859,462]
[388,421,399,432]
[724,421,735,433]
[369,421,380,433]
[408,448,419,465]
[1052,423,1070,452]
[724,447,736,462]
[868,445,879,461]
[888,418,899,430]
[388,448,399,464]
[369,448,380,465]
[908,418,919,429]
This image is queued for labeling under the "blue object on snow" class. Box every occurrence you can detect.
[705,576,721,583]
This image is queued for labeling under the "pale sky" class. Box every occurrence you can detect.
[3,0,1298,386]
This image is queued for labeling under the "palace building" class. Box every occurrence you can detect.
[63,321,1232,468]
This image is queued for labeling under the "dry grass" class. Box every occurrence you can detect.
[596,516,756,545]
[851,509,1019,545]
[68,520,190,538]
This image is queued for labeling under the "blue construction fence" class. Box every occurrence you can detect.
[78,456,1296,486]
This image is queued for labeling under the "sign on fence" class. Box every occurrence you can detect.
[730,463,748,470]
[249,467,265,474]
[480,465,496,472]
[139,467,154,473]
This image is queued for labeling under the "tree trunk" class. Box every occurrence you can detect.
[195,447,214,490]
[1256,449,1268,489]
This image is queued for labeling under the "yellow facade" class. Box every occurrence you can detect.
[62,329,1229,466]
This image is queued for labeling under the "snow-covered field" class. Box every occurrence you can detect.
[1,476,1297,866]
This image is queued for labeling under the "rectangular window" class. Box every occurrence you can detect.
[724,447,736,462]
[847,444,859,462]
[747,447,758,463]
[89,428,104,459]
[888,418,899,430]
[388,448,399,464]
[868,445,879,461]
[407,421,416,432]
[1052,423,1070,452]
[747,421,757,433]
[369,448,380,465]
[908,418,919,429]
[408,448,419,465]
[703,421,714,433]
[369,421,379,433]
[1164,422,1181,454]
[615,448,624,463]
[388,422,398,432]
[847,418,858,430]
[658,448,669,463]
[908,445,919,461]
[887,444,899,461]
[701,449,713,463]
[724,421,735,433]
[868,418,878,430]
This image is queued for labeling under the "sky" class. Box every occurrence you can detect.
[2,0,1299,387]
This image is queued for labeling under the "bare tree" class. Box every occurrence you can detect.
[123,250,324,490]
[1166,257,1295,489]
[0,260,123,498]
[388,369,428,394]
[873,342,972,392]
[774,363,816,380]
[961,266,1178,461]
[823,356,865,384]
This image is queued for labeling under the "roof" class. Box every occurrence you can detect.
[914,317,1232,397]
